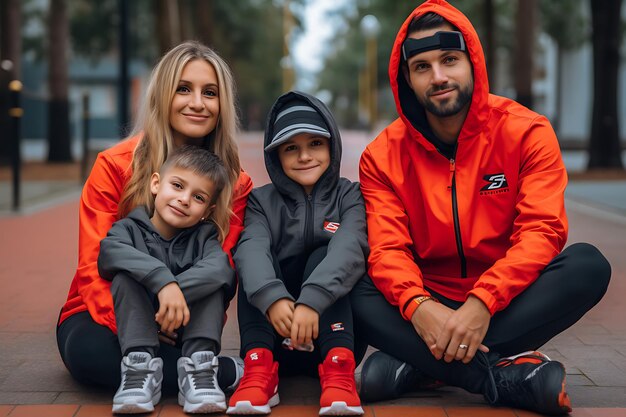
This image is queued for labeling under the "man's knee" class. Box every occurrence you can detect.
[561,243,611,299]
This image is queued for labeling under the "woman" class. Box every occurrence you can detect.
[56,41,252,392]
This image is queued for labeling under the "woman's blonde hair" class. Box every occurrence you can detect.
[118,41,241,242]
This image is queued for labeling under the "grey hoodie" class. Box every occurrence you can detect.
[233,91,369,315]
[98,206,235,304]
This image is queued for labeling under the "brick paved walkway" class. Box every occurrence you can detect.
[0,131,624,416]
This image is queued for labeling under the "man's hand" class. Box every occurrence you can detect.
[410,299,455,351]
[431,296,491,364]
[267,298,295,338]
[291,304,319,348]
[156,282,190,333]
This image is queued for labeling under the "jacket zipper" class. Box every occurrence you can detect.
[449,158,467,278]
[304,193,314,253]
[154,233,172,270]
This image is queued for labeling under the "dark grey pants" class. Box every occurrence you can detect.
[111,273,224,358]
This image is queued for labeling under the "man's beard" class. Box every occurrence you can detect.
[419,82,473,118]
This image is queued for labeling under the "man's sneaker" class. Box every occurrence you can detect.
[177,351,226,413]
[488,351,572,415]
[359,351,442,403]
[112,352,163,414]
[227,348,279,415]
[318,347,364,416]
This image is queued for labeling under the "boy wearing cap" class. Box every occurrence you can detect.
[227,91,368,416]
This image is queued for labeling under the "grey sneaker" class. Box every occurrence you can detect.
[360,351,442,402]
[112,352,163,414]
[178,351,227,413]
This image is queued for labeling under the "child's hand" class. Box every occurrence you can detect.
[267,298,294,338]
[291,304,319,349]
[156,282,190,333]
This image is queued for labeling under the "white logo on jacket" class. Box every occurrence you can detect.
[323,221,340,233]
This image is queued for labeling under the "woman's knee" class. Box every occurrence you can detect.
[59,314,121,387]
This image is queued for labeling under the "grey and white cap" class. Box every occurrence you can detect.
[265,99,331,152]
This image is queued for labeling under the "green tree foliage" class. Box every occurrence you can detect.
[208,0,287,129]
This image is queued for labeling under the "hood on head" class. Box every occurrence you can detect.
[390,0,489,146]
[263,90,342,198]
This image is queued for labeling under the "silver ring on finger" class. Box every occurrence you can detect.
[459,344,469,350]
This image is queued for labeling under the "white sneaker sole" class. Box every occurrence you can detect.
[112,391,160,414]
[319,401,364,416]
[226,393,280,415]
[178,392,227,414]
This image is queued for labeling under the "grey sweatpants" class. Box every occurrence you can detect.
[111,274,225,358]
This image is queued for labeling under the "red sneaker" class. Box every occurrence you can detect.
[318,347,364,416]
[227,348,279,415]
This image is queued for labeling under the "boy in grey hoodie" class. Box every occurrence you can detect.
[228,91,368,416]
[97,146,236,414]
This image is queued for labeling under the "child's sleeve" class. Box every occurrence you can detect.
[98,220,176,294]
[175,225,236,304]
[297,182,369,315]
[233,191,294,314]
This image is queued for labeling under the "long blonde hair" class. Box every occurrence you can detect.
[118,41,241,242]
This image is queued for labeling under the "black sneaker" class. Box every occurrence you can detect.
[488,351,572,415]
[359,351,442,403]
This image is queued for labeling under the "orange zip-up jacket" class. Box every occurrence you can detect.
[359,0,568,321]
[58,135,253,333]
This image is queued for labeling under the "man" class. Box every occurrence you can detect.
[352,1,611,415]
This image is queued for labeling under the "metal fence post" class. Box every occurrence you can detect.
[8,79,23,211]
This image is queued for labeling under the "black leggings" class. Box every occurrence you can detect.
[351,243,611,394]
[237,246,366,376]
[56,310,233,393]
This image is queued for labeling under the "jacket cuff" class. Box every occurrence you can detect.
[399,287,430,321]
[467,287,498,315]
[249,282,294,315]
[296,286,334,315]
[142,267,177,294]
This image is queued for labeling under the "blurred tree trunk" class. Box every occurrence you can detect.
[588,0,623,169]
[514,0,536,109]
[47,0,72,162]
[179,0,193,41]
[0,0,21,77]
[0,0,22,162]
[156,0,181,55]
[195,0,214,46]
[483,0,495,88]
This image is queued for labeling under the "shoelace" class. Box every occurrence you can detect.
[190,366,216,389]
[475,351,498,404]
[123,365,153,390]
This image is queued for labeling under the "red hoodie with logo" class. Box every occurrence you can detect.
[359,0,568,321]
[58,135,253,333]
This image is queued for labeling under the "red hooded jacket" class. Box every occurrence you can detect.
[359,0,568,321]
[58,135,253,333]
